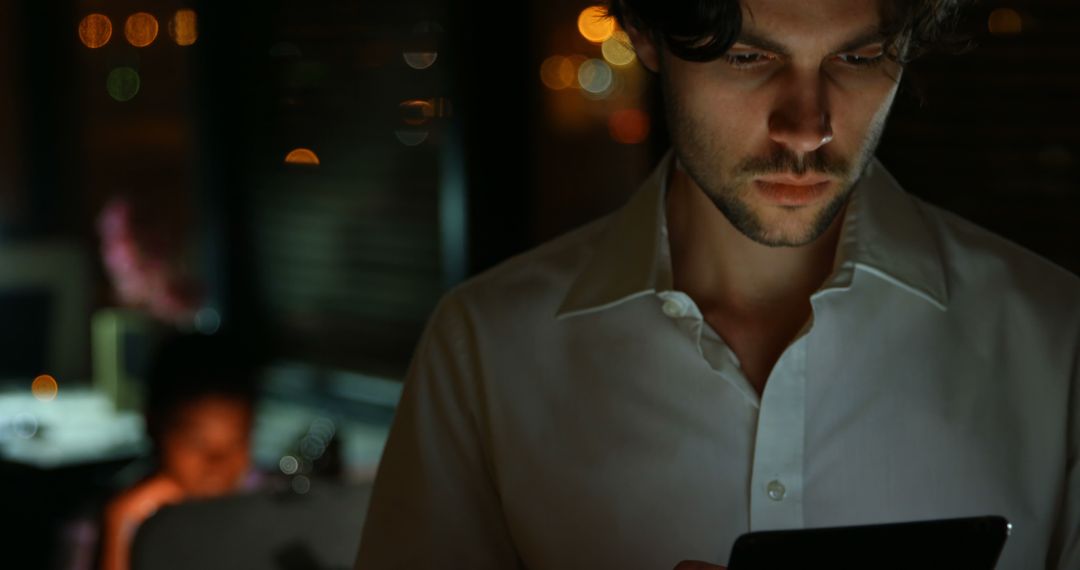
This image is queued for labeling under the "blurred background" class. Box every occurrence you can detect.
[0,0,1076,568]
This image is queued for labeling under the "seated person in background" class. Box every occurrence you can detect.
[100,333,259,570]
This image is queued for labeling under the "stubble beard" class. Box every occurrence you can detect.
[664,84,892,248]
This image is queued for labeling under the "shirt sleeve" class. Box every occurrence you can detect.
[354,291,522,569]
[1048,332,1080,570]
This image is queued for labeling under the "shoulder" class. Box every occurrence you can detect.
[914,198,1080,322]
[436,215,611,326]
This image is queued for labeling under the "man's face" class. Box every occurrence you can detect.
[635,0,903,247]
[161,395,252,497]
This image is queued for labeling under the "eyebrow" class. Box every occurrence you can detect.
[734,27,887,56]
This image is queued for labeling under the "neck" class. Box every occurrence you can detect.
[665,164,846,320]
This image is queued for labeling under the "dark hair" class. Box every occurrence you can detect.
[144,333,259,449]
[606,0,974,64]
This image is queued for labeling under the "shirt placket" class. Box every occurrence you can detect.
[748,337,807,531]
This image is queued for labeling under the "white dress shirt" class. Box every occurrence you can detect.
[356,152,1080,570]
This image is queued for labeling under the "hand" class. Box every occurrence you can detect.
[673,561,727,570]
[100,474,186,570]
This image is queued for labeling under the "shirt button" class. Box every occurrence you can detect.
[766,480,786,501]
[661,298,686,318]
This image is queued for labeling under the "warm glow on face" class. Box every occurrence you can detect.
[169,9,198,46]
[78,14,112,49]
[125,12,160,47]
[577,6,615,43]
[161,396,252,497]
[285,148,320,165]
[32,375,59,402]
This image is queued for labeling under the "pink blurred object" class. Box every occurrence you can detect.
[98,198,202,324]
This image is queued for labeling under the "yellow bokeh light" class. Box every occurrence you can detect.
[602,31,636,66]
[577,6,615,44]
[988,8,1022,36]
[79,14,112,49]
[32,375,58,402]
[169,9,198,46]
[125,12,159,48]
[285,148,320,165]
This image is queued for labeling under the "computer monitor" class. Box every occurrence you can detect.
[0,241,92,385]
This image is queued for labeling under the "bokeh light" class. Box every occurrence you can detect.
[13,413,38,439]
[31,375,58,402]
[578,59,614,95]
[609,109,651,144]
[285,148,320,165]
[279,455,299,475]
[309,418,336,440]
[78,14,112,49]
[292,475,311,494]
[395,129,429,146]
[300,435,326,460]
[541,56,576,90]
[107,67,141,102]
[578,6,615,43]
[193,307,221,334]
[400,99,435,126]
[404,20,442,70]
[125,12,159,47]
[169,9,198,46]
[602,31,636,66]
[403,52,438,70]
[988,8,1023,35]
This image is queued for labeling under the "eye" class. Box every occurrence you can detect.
[723,51,775,69]
[836,53,883,66]
[833,45,886,67]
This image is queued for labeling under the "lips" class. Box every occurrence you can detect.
[754,176,832,206]
[756,174,832,186]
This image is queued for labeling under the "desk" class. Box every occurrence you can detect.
[0,387,148,469]
[0,387,148,569]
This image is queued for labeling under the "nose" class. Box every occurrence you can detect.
[767,71,833,155]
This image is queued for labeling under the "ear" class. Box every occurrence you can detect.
[624,23,660,73]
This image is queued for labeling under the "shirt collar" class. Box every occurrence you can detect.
[556,151,948,319]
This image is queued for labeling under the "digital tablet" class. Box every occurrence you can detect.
[727,515,1010,569]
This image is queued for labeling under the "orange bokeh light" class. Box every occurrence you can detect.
[400,99,435,126]
[285,148,320,165]
[78,14,112,49]
[541,56,579,90]
[609,109,651,144]
[577,6,615,43]
[32,375,58,402]
[988,8,1023,35]
[125,12,159,48]
[169,9,198,46]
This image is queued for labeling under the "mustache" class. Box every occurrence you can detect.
[735,149,850,178]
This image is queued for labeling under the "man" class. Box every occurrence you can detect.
[356,1,1080,568]
[99,334,258,570]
